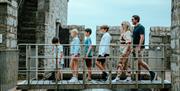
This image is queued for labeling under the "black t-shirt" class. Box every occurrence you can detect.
[133,24,145,48]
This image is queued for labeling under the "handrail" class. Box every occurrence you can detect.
[17,44,171,89]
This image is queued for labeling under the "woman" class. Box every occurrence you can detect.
[112,21,132,82]
[69,29,81,83]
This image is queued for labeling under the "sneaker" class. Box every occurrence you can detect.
[149,71,157,81]
[86,78,92,82]
[69,77,78,83]
[105,75,111,82]
[51,80,56,83]
[123,77,132,82]
[112,76,120,83]
[102,71,108,81]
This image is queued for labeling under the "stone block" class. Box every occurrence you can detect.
[0,50,18,91]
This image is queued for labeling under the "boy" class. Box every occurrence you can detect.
[69,29,81,82]
[52,37,64,81]
[96,25,112,81]
[84,28,93,81]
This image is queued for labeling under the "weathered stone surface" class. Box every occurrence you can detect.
[0,0,17,49]
[36,0,69,77]
[17,0,69,79]
[0,1,18,90]
[149,26,171,69]
[96,26,120,44]
[171,0,180,90]
[0,50,18,91]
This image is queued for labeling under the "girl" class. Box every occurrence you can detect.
[52,37,64,81]
[69,29,81,82]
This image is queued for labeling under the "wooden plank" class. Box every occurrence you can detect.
[17,80,171,89]
[17,80,27,85]
[43,80,50,85]
[58,80,62,84]
[30,80,38,85]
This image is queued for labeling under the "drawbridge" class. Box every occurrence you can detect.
[17,44,171,90]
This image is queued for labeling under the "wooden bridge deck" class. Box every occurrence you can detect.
[17,80,171,90]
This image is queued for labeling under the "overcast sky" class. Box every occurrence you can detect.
[68,0,171,45]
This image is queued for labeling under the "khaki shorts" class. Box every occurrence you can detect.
[132,48,144,60]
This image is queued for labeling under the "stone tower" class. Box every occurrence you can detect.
[0,0,18,91]
[17,0,69,79]
[171,0,180,90]
[0,0,69,90]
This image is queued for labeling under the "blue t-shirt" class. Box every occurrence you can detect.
[70,37,80,55]
[133,24,145,48]
[84,37,92,57]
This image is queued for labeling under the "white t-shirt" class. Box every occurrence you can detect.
[98,32,112,56]
[52,45,64,68]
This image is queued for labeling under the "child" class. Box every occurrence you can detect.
[96,25,112,81]
[69,29,81,82]
[84,28,93,81]
[52,37,64,81]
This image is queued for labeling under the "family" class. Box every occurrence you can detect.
[51,15,157,83]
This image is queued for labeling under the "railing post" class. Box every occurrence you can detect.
[26,45,31,88]
[83,56,86,89]
[109,56,112,88]
[135,48,139,88]
[55,44,58,91]
[35,45,38,79]
[162,44,165,88]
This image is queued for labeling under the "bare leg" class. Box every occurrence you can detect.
[96,61,105,71]
[102,62,106,71]
[118,64,124,76]
[139,59,150,71]
[56,69,61,80]
[70,57,75,77]
[74,58,79,77]
[87,67,92,80]
[126,69,131,77]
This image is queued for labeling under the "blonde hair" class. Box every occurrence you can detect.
[121,21,132,32]
[70,29,79,34]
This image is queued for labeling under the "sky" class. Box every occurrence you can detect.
[67,0,171,45]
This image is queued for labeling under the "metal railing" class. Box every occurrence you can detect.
[17,44,171,89]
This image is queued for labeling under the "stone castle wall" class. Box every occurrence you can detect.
[149,27,171,70]
[0,0,18,90]
[0,0,17,49]
[171,0,180,90]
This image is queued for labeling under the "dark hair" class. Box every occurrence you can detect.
[132,15,140,22]
[100,25,109,32]
[52,37,59,44]
[85,28,92,35]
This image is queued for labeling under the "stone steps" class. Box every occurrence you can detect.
[24,5,37,11]
[20,27,36,31]
[20,11,37,18]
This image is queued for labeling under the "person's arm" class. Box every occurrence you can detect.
[125,31,132,53]
[86,39,92,57]
[74,38,80,56]
[138,34,144,48]
[102,35,111,55]
[137,26,145,50]
[60,46,63,60]
[86,45,92,57]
